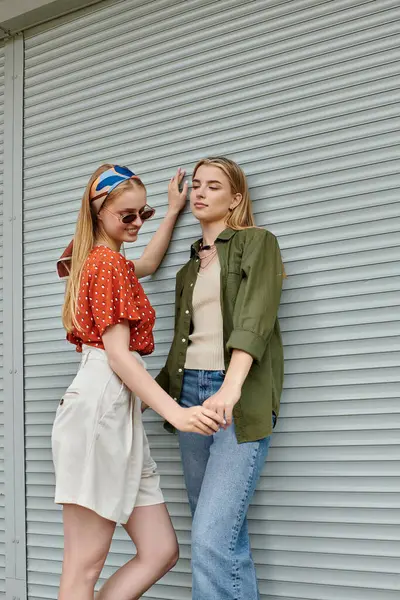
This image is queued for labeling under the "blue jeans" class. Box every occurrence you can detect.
[178,369,273,600]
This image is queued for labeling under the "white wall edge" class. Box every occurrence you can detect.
[3,33,27,600]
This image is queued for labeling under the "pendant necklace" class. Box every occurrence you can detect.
[199,242,217,270]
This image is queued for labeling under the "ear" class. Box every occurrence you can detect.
[230,193,242,211]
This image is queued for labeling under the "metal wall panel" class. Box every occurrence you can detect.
[23,1,400,599]
[0,41,6,598]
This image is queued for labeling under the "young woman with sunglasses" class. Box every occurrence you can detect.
[156,157,285,600]
[53,164,223,600]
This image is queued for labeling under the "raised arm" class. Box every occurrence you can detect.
[134,168,188,278]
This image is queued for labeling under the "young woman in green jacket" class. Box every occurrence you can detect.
[156,157,284,600]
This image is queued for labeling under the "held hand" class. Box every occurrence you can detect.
[172,405,224,436]
[168,167,188,215]
[203,382,242,428]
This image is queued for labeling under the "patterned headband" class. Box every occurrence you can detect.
[90,165,141,205]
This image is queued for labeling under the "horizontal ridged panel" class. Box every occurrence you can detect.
[23,1,400,599]
[0,41,6,594]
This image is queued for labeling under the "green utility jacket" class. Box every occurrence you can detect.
[156,227,284,442]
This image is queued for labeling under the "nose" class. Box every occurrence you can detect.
[195,186,206,200]
[132,214,143,226]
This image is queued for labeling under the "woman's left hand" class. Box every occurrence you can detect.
[203,382,242,428]
[168,167,188,214]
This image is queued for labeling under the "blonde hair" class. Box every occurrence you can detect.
[192,156,255,229]
[62,164,145,332]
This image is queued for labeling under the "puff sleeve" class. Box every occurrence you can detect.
[88,260,140,336]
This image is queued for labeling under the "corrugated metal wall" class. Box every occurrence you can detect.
[0,41,6,598]
[23,0,400,599]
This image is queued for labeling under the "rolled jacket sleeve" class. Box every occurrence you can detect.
[226,229,283,363]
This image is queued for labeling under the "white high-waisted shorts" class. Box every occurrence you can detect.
[51,344,164,524]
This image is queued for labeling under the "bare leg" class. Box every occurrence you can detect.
[96,503,178,600]
[59,504,116,600]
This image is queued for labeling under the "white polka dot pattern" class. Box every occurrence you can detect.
[67,247,155,355]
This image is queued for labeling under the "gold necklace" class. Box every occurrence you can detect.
[199,248,217,269]
[199,248,216,259]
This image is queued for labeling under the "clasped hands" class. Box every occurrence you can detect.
[202,381,242,430]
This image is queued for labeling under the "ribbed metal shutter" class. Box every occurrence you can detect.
[0,41,5,598]
[23,1,400,598]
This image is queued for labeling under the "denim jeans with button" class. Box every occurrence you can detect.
[178,369,274,600]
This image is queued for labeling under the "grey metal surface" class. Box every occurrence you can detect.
[3,33,27,600]
[22,0,400,598]
[0,39,5,599]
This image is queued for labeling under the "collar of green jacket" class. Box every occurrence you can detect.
[190,227,236,257]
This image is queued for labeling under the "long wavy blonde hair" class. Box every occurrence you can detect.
[62,164,145,332]
[192,156,255,229]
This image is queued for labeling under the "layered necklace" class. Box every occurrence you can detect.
[199,242,217,270]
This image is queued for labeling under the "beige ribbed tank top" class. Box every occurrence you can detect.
[184,256,225,371]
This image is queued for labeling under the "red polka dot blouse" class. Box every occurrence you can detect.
[67,246,155,355]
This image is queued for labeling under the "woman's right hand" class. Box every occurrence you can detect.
[171,405,224,436]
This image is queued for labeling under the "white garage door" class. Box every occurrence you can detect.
[23,1,400,598]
